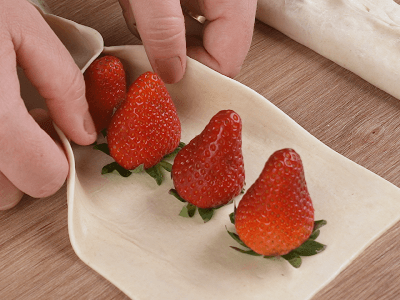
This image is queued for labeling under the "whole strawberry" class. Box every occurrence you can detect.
[171,110,245,209]
[107,71,181,170]
[84,55,127,132]
[235,148,315,257]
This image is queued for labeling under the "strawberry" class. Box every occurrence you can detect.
[228,148,326,268]
[107,71,181,171]
[84,55,127,132]
[171,110,245,214]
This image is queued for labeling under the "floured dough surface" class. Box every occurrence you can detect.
[30,6,400,300]
[66,46,400,300]
[256,0,400,100]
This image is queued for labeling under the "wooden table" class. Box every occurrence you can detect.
[2,0,400,299]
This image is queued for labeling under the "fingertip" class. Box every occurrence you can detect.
[47,91,97,146]
[153,55,185,84]
[82,109,98,144]
[0,172,24,211]
[186,44,243,79]
[127,0,187,83]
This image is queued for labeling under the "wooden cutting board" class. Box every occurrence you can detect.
[1,0,400,299]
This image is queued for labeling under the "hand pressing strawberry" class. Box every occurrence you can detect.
[170,110,245,222]
[84,55,127,133]
[227,148,326,268]
[96,71,181,184]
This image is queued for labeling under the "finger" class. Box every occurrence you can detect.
[0,108,66,210]
[0,107,68,210]
[9,0,96,145]
[29,108,61,142]
[118,0,140,38]
[0,171,24,211]
[0,40,69,198]
[121,0,187,84]
[186,0,257,78]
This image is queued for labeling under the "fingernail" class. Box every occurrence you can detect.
[154,56,184,84]
[83,110,97,137]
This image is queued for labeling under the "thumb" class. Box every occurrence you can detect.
[119,0,186,84]
[12,1,97,146]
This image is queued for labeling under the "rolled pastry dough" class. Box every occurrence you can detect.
[256,0,400,100]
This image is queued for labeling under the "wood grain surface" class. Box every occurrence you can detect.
[2,0,400,299]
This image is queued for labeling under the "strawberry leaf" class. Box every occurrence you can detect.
[94,143,110,156]
[102,162,132,177]
[308,229,320,241]
[169,189,187,203]
[163,142,186,160]
[131,164,145,173]
[145,165,163,185]
[95,138,182,184]
[179,203,197,218]
[230,246,262,256]
[169,189,218,222]
[159,161,172,172]
[281,252,302,268]
[229,212,235,225]
[198,208,214,223]
[227,213,328,267]
[313,220,327,232]
[226,227,248,248]
[293,240,326,257]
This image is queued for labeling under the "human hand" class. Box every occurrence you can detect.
[118,0,257,84]
[0,0,97,210]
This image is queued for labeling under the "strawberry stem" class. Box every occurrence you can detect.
[179,203,196,218]
[170,189,217,223]
[281,252,302,268]
[145,165,163,185]
[291,240,326,256]
[230,246,262,256]
[227,216,328,268]
[163,142,186,160]
[229,212,235,225]
[159,161,172,172]
[226,227,248,248]
[93,143,110,156]
[198,208,215,223]
[313,220,327,231]
[94,140,186,185]
[169,189,187,202]
[308,229,320,241]
[101,162,132,177]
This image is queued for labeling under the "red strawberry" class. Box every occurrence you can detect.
[234,148,316,257]
[171,110,245,209]
[107,71,181,170]
[84,55,126,132]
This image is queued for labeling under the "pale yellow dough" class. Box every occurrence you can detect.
[257,0,400,100]
[21,4,400,300]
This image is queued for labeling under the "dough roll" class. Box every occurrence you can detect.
[256,0,400,100]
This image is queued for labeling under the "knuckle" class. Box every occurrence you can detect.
[139,15,185,51]
[44,67,86,109]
